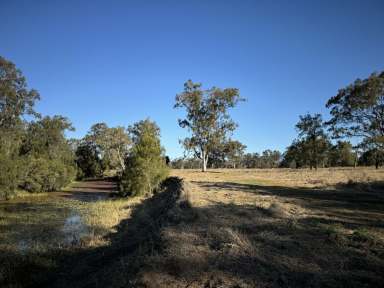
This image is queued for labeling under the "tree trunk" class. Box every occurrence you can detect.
[117,150,126,171]
[202,150,207,172]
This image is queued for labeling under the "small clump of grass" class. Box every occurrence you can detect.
[321,223,347,245]
[351,228,378,246]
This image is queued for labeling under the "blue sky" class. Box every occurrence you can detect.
[1,0,383,158]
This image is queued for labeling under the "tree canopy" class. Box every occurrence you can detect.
[175,80,244,172]
[120,119,168,197]
[326,71,384,150]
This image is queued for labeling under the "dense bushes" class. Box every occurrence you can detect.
[0,152,19,199]
[17,116,77,192]
[0,56,76,198]
[20,157,76,192]
[75,142,104,179]
[120,119,169,197]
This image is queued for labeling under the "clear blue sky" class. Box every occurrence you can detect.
[1,0,383,158]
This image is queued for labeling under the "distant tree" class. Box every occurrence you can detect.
[207,140,246,168]
[175,80,244,172]
[165,156,171,166]
[241,153,258,168]
[260,149,281,168]
[85,123,131,171]
[171,157,201,169]
[359,148,384,168]
[328,141,355,167]
[280,140,307,168]
[295,113,329,169]
[75,141,104,178]
[120,119,169,197]
[224,140,247,168]
[326,71,384,168]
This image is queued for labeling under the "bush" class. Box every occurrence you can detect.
[21,157,76,192]
[120,119,169,197]
[75,143,104,179]
[0,153,19,199]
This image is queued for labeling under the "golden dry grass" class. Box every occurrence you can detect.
[172,167,384,188]
[138,168,384,287]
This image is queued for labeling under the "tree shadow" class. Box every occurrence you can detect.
[1,178,384,288]
[196,181,384,228]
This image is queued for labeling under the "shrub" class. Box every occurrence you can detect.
[120,119,169,197]
[21,157,76,192]
[75,143,104,179]
[0,153,19,199]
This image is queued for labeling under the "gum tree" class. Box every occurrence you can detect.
[175,80,244,172]
[326,71,384,168]
[295,113,329,170]
[0,56,40,198]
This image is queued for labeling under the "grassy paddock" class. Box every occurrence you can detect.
[172,167,384,187]
[136,168,384,287]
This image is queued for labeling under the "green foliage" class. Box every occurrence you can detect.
[21,157,76,192]
[0,56,40,129]
[358,148,384,168]
[240,150,282,168]
[175,80,244,171]
[84,123,131,172]
[0,56,40,198]
[0,150,19,199]
[326,71,384,163]
[19,116,76,192]
[171,157,201,169]
[75,142,104,178]
[328,141,355,167]
[280,140,308,168]
[208,140,246,168]
[295,114,330,169]
[120,119,169,197]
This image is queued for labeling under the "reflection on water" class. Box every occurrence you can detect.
[4,180,116,253]
[17,239,31,255]
[62,214,88,245]
[14,213,89,253]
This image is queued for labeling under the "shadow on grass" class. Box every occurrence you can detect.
[197,181,384,227]
[1,178,384,288]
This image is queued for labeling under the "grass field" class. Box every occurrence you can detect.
[1,168,384,287]
[142,168,384,287]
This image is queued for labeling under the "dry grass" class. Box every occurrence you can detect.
[172,167,384,188]
[137,168,384,287]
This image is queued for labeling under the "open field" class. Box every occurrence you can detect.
[1,168,384,287]
[142,168,384,287]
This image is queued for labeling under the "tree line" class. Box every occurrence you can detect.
[0,56,168,199]
[1,55,383,198]
[174,73,384,171]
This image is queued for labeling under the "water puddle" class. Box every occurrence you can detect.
[61,214,89,246]
[17,239,31,255]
